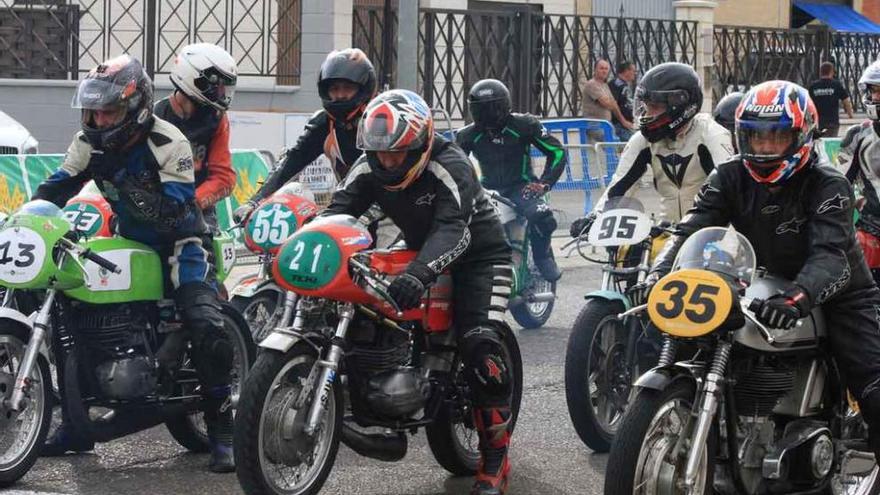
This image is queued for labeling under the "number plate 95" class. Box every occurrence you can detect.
[587,208,651,247]
[647,269,734,338]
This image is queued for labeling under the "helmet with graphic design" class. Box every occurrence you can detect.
[72,55,154,151]
[859,60,880,121]
[736,80,818,184]
[318,48,378,124]
[634,62,702,143]
[357,89,434,190]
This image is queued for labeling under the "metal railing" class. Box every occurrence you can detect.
[353,6,698,120]
[0,0,302,83]
[713,25,880,113]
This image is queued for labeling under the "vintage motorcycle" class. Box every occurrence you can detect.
[605,226,879,495]
[233,214,523,495]
[0,200,255,486]
[562,197,670,452]
[229,182,319,342]
[485,190,557,329]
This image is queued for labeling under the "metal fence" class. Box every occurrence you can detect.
[353,6,698,120]
[0,0,302,83]
[713,25,880,113]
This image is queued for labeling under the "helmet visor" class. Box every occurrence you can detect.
[71,78,131,111]
[469,100,507,128]
[634,88,689,117]
[195,66,236,108]
[737,123,799,163]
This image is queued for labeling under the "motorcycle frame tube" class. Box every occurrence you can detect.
[304,302,355,436]
[9,288,56,411]
[258,295,312,353]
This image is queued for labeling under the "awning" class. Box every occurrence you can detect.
[793,1,880,34]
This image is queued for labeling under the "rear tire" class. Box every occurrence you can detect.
[231,291,280,343]
[426,324,523,476]
[0,324,53,487]
[166,303,256,453]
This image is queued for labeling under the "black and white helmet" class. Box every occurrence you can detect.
[859,60,880,121]
[170,43,237,111]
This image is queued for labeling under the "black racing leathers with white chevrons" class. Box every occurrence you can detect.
[651,155,880,456]
[323,135,511,276]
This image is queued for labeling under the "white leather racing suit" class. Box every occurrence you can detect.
[594,113,734,220]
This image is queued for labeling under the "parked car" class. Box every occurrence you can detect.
[0,110,38,154]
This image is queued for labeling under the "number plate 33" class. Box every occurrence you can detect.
[647,269,734,338]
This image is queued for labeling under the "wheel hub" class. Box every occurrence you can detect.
[263,383,317,466]
[0,371,14,429]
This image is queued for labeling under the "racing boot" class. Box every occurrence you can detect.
[41,422,94,457]
[206,405,235,473]
[471,407,512,495]
[534,256,561,282]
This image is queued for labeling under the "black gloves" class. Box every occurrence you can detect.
[233,201,257,223]
[388,261,434,310]
[756,286,811,330]
[627,272,661,306]
[388,273,425,310]
[569,213,596,238]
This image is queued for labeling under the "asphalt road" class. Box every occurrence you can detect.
[6,237,614,495]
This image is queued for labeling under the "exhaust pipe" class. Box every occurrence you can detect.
[340,423,407,462]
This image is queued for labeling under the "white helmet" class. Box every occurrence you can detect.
[170,43,237,111]
[859,60,880,121]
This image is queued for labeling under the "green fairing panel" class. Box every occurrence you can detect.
[63,237,164,303]
[0,214,80,290]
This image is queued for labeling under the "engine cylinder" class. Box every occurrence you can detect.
[733,363,795,417]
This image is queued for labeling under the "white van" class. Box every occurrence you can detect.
[0,110,38,154]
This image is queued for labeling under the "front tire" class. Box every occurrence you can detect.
[0,324,53,487]
[564,298,636,453]
[426,325,523,476]
[234,344,343,495]
[605,380,715,495]
[166,303,257,453]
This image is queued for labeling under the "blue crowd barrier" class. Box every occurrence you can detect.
[443,118,622,214]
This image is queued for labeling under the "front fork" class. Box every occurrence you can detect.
[683,340,732,491]
[302,302,355,437]
[8,289,56,412]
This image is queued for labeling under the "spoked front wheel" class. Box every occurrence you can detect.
[0,325,52,487]
[235,343,343,495]
[510,258,556,330]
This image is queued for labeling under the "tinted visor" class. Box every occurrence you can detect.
[737,124,799,163]
[71,78,131,111]
[195,66,236,107]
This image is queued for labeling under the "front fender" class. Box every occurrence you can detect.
[230,276,282,300]
[0,307,51,363]
[634,364,699,392]
[584,289,630,310]
[259,329,323,354]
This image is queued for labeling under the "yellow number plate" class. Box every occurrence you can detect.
[647,269,734,338]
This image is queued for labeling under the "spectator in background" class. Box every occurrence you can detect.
[609,61,637,141]
[582,59,633,142]
[809,61,854,137]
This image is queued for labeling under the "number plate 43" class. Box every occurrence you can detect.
[647,269,734,338]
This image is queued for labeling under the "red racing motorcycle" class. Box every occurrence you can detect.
[233,214,523,495]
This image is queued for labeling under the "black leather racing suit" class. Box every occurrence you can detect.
[251,109,360,203]
[652,156,880,453]
[323,135,514,406]
[456,113,566,264]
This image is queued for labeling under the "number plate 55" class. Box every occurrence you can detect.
[647,269,734,338]
[587,208,651,246]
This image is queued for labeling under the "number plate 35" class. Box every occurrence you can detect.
[647,269,734,338]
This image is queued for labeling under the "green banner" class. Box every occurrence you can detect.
[0,150,270,233]
[822,138,842,166]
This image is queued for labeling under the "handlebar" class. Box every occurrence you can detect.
[59,237,121,274]
[487,190,517,208]
[348,255,404,316]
